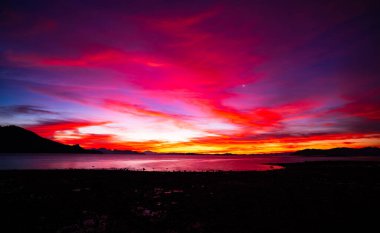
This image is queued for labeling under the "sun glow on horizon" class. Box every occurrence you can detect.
[1,0,380,153]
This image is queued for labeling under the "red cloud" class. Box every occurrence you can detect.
[334,101,380,120]
[5,50,166,69]
[54,133,119,149]
[103,99,176,119]
[25,120,109,139]
[2,1,380,153]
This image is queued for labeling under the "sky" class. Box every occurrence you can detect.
[1,0,380,153]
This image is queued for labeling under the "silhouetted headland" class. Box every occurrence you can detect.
[293,147,380,156]
[0,125,100,153]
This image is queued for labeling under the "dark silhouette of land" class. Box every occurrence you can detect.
[0,125,100,153]
[1,161,380,233]
[293,147,380,156]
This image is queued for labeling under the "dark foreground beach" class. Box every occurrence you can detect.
[1,161,380,233]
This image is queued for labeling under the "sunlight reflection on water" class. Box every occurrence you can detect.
[1,154,380,171]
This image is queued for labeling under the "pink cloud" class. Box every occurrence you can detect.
[2,0,379,153]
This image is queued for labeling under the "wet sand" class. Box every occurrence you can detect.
[1,161,380,233]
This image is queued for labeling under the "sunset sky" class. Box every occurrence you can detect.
[1,0,379,153]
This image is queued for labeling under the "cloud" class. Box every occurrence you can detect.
[0,105,56,116]
[1,0,380,153]
[25,119,110,139]
[53,132,119,149]
[103,99,181,120]
[4,49,168,69]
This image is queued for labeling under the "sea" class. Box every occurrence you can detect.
[1,154,380,171]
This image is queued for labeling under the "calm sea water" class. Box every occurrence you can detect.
[1,154,380,171]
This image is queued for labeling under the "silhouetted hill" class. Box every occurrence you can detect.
[0,125,101,153]
[293,147,380,156]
